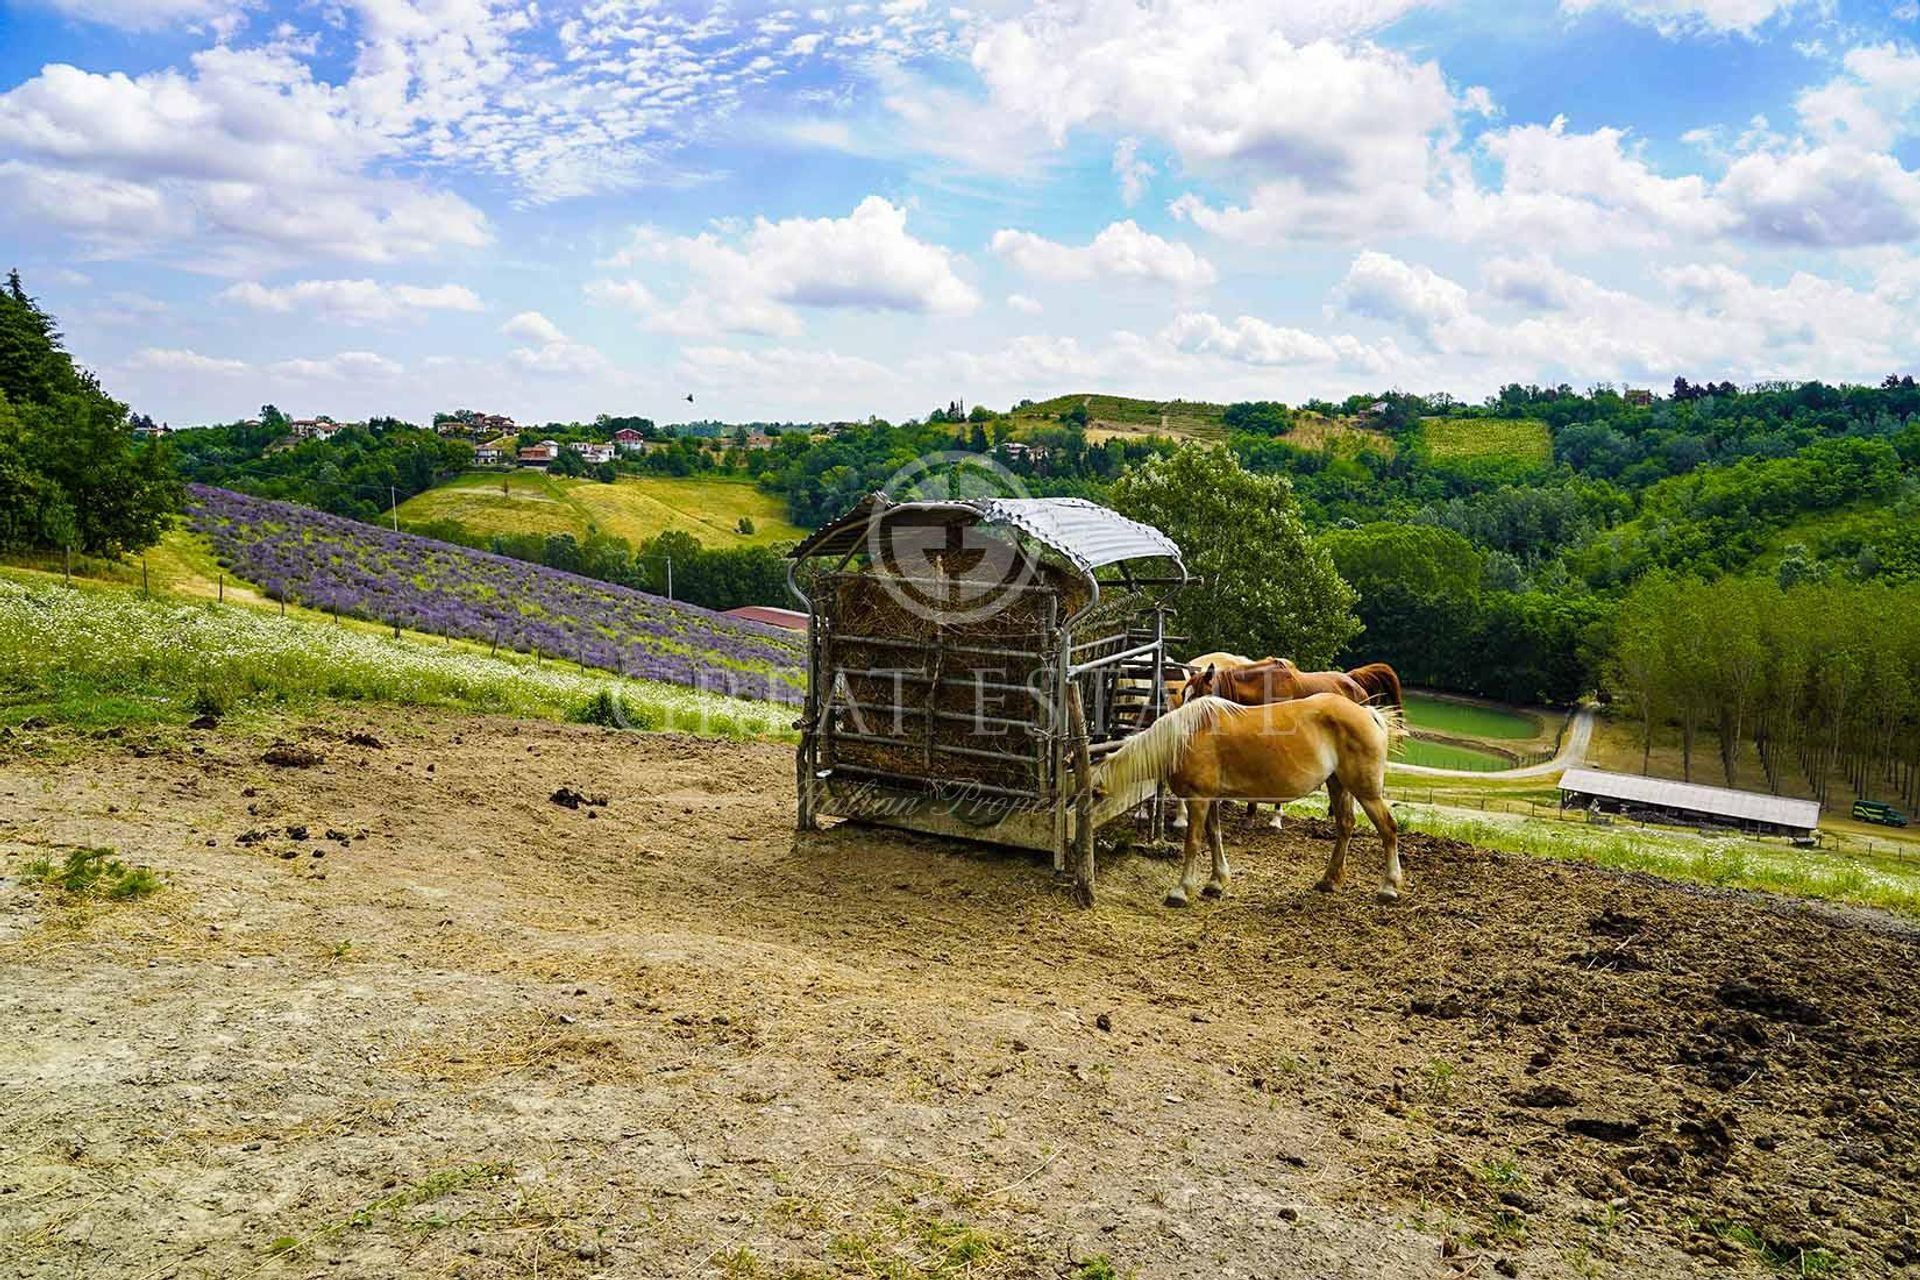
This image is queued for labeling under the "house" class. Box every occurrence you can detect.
[1624,388,1654,406]
[476,436,515,464]
[568,441,615,464]
[1000,441,1049,464]
[743,433,777,450]
[724,605,809,632]
[612,428,647,452]
[1361,400,1391,417]
[517,440,560,466]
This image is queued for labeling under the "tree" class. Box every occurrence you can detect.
[1111,444,1360,666]
[0,274,182,555]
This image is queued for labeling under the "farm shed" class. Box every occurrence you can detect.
[1558,767,1821,838]
[787,491,1188,902]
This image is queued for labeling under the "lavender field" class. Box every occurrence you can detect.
[188,486,804,704]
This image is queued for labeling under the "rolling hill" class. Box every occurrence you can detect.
[392,471,808,549]
[1419,416,1553,466]
[1008,393,1228,442]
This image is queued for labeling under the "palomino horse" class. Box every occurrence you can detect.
[1177,657,1405,829]
[1093,693,1406,906]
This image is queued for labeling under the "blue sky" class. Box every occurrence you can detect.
[5,0,1920,427]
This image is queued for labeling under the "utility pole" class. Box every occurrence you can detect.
[666,556,673,603]
[390,485,399,531]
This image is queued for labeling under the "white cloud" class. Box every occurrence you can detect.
[220,278,483,323]
[967,1,1462,242]
[1007,292,1043,314]
[596,196,978,337]
[1340,251,1476,341]
[267,350,404,380]
[1112,136,1152,204]
[1557,0,1794,35]
[0,49,490,266]
[990,221,1216,288]
[1162,312,1393,372]
[1795,44,1920,149]
[125,347,248,375]
[500,311,607,377]
[1720,144,1920,246]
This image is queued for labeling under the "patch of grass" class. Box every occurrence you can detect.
[1420,416,1552,465]
[1476,1157,1526,1189]
[1074,1256,1123,1280]
[1699,1219,1845,1275]
[1403,693,1541,740]
[22,847,161,901]
[1399,738,1513,771]
[264,1162,512,1260]
[1424,1058,1460,1099]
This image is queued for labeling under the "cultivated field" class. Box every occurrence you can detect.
[394,472,807,548]
[1282,413,1396,457]
[5,712,1918,1279]
[1420,418,1553,467]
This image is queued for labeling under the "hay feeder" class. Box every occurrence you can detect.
[787,492,1188,904]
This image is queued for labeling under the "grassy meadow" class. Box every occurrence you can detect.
[1403,693,1542,740]
[0,574,794,741]
[393,471,807,548]
[1420,416,1553,466]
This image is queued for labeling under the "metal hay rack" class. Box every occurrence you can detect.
[786,491,1189,903]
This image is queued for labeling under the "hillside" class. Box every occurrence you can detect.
[1009,393,1228,442]
[1282,411,1396,457]
[393,471,807,548]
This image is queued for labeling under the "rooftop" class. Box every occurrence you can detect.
[1558,767,1821,831]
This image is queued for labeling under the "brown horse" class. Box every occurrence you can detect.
[1183,657,1367,706]
[1093,693,1407,905]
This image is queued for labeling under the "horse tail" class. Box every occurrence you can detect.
[1095,695,1241,796]
[1349,662,1404,713]
[1367,702,1409,749]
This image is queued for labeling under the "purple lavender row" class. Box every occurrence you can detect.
[186,485,805,703]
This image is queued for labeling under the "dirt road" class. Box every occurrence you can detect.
[2,710,1915,1278]
[1395,707,1596,780]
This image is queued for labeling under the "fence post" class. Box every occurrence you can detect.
[218,574,224,603]
[141,556,149,597]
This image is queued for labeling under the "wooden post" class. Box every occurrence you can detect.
[141,557,149,596]
[280,596,286,617]
[218,574,224,603]
[63,546,71,586]
[1069,683,1096,908]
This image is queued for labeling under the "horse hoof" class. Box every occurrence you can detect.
[1312,879,1337,895]
[1163,893,1190,908]
[1201,884,1223,899]
[1375,889,1401,905]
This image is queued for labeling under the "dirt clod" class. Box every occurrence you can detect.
[262,742,323,768]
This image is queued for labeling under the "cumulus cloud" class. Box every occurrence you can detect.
[593,196,978,337]
[220,279,483,323]
[990,221,1216,289]
[501,311,606,376]
[0,49,490,266]
[960,0,1464,242]
[1007,292,1043,314]
[1162,312,1393,372]
[1340,251,1476,342]
[1112,137,1153,205]
[1720,144,1920,246]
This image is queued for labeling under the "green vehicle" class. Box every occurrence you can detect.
[1852,799,1910,828]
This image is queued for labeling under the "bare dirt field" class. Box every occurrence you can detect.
[3,711,1917,1279]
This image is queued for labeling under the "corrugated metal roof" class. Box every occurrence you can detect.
[1558,767,1821,831]
[790,492,1184,575]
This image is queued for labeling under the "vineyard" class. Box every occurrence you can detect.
[187,486,805,704]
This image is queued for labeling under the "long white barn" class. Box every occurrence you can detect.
[1558,767,1821,838]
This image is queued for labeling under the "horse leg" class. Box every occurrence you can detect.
[1357,792,1403,903]
[1203,802,1232,897]
[1165,799,1209,907]
[1315,775,1354,893]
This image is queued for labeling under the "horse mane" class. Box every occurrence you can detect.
[1347,662,1404,712]
[1095,696,1244,796]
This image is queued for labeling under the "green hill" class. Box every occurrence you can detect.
[393,471,807,549]
[1009,393,1228,442]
